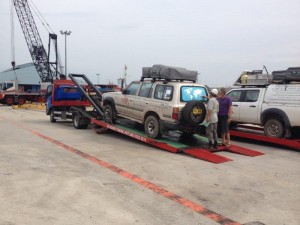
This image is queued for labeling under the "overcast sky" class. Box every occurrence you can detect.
[0,0,299,86]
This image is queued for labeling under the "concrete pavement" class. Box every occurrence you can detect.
[0,106,299,225]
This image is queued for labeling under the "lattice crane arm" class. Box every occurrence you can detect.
[12,0,58,82]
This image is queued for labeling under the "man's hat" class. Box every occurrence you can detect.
[211,88,218,95]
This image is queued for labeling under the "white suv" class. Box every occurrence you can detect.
[102,78,208,139]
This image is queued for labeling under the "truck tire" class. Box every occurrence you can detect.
[103,104,116,124]
[73,113,89,129]
[18,97,26,105]
[50,109,56,123]
[144,115,161,139]
[182,100,206,125]
[264,118,285,138]
[5,96,14,106]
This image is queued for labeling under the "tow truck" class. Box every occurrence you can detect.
[46,73,264,164]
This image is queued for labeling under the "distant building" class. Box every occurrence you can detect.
[0,63,41,84]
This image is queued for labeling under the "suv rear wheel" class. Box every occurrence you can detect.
[144,115,161,139]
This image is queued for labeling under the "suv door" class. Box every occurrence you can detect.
[227,89,243,121]
[117,81,141,116]
[130,81,154,120]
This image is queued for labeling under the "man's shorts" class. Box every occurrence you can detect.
[218,115,229,134]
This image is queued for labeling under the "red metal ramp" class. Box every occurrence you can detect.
[183,144,264,164]
[91,118,264,164]
[230,128,300,151]
[183,148,232,164]
[218,145,264,157]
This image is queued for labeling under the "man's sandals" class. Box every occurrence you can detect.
[221,141,231,149]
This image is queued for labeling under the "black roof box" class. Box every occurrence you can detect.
[272,67,300,81]
[142,64,197,82]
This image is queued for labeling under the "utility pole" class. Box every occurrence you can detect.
[60,30,71,76]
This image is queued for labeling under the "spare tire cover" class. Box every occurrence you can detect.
[182,100,206,125]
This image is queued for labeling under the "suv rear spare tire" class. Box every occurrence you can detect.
[182,100,206,125]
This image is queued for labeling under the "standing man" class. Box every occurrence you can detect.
[217,87,233,148]
[206,89,219,150]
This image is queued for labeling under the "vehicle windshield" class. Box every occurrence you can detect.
[3,82,14,91]
[181,86,208,102]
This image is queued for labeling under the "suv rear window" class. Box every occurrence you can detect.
[181,86,207,102]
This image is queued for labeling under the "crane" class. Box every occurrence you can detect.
[12,0,61,82]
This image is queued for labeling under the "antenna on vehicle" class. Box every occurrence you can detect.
[263,65,269,75]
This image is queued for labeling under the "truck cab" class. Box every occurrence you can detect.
[0,82,15,92]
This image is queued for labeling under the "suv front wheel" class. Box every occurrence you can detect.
[103,104,117,124]
[144,115,162,139]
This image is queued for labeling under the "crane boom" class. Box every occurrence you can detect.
[12,0,57,82]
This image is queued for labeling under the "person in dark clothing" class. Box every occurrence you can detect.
[217,87,233,148]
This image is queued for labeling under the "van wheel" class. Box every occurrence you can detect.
[182,100,206,125]
[50,109,56,123]
[103,104,116,124]
[264,118,285,138]
[144,115,161,139]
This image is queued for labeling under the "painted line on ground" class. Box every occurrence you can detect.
[5,117,241,225]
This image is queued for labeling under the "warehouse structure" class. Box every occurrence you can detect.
[0,63,41,85]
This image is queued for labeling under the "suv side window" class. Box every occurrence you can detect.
[154,85,173,101]
[227,90,243,102]
[124,82,140,95]
[138,82,153,98]
[244,90,259,102]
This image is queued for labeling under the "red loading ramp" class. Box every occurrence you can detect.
[91,118,264,164]
[183,145,264,164]
[218,145,265,157]
[230,129,300,151]
[183,148,232,164]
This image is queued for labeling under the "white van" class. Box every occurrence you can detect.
[227,81,300,138]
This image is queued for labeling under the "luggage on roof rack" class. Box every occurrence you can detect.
[142,64,197,82]
[234,70,273,86]
[272,67,300,82]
